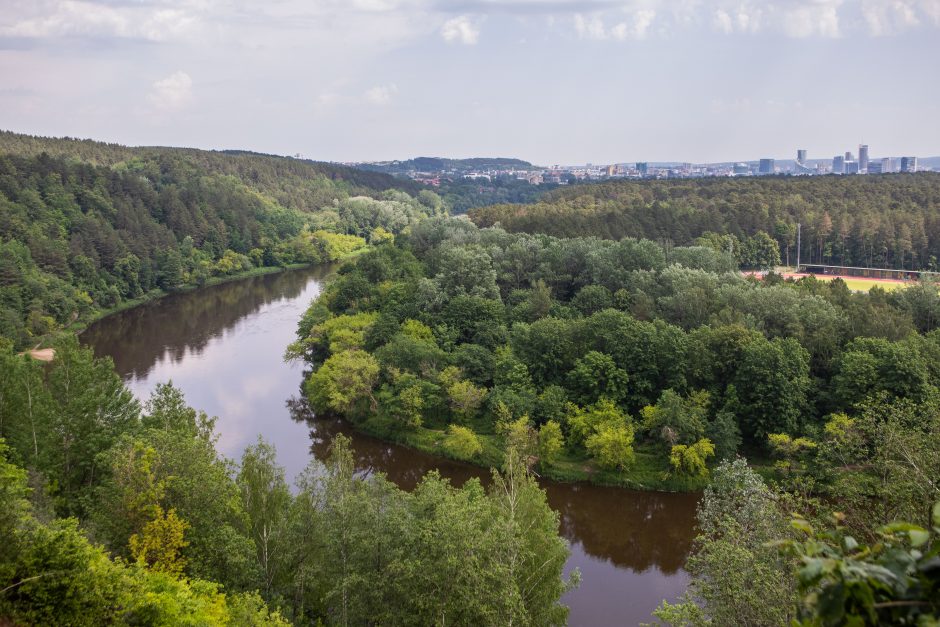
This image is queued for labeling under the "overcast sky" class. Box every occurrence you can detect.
[1,0,939,164]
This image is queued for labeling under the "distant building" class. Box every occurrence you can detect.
[832,155,845,174]
[900,156,918,173]
[859,144,869,173]
[636,162,648,176]
[868,158,891,175]
[733,162,750,175]
[845,161,860,175]
[797,149,807,164]
[845,151,854,162]
[758,158,775,174]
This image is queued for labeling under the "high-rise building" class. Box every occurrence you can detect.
[859,145,869,173]
[900,157,918,173]
[759,158,775,174]
[845,161,860,175]
[832,155,845,174]
[867,158,891,174]
[797,149,807,164]
[733,162,750,175]
[636,162,648,176]
[845,151,854,162]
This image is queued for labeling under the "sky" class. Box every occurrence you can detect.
[1,0,939,165]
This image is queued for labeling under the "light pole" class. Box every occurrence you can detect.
[796,223,801,272]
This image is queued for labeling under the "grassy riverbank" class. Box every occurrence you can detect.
[354,415,708,492]
[67,263,314,338]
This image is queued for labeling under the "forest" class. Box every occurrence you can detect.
[0,132,443,349]
[469,173,940,271]
[1,129,937,624]
[0,133,576,625]
[293,217,939,623]
[0,338,574,624]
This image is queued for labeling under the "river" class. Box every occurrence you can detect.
[81,265,698,626]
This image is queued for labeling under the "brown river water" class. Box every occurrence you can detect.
[81,265,698,626]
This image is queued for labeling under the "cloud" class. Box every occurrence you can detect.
[711,5,763,34]
[0,0,197,41]
[149,71,192,110]
[862,0,920,35]
[364,83,398,105]
[575,8,656,40]
[781,0,842,38]
[441,15,481,44]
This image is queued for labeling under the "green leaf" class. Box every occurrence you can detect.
[908,528,930,548]
[799,558,824,583]
[933,501,940,528]
[791,518,814,535]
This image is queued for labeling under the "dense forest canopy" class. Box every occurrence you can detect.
[290,217,940,490]
[293,216,940,623]
[1,127,938,624]
[470,174,940,271]
[0,131,441,348]
[0,131,422,198]
[0,338,574,624]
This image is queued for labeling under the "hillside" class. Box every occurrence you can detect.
[356,156,534,175]
[469,174,940,271]
[0,131,440,348]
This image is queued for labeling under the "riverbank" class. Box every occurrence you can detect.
[351,415,708,492]
[70,263,313,337]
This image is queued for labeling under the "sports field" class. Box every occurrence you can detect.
[781,273,909,292]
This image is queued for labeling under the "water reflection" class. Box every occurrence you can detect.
[82,267,333,381]
[83,265,698,627]
[288,396,697,625]
[289,396,696,572]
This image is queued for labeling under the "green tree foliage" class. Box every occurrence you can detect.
[238,438,292,599]
[585,421,636,471]
[739,230,782,270]
[669,439,715,478]
[0,336,139,517]
[567,350,629,405]
[0,439,286,626]
[0,327,575,624]
[443,424,484,460]
[295,214,940,486]
[655,459,798,626]
[537,420,565,466]
[640,389,709,446]
[767,433,817,476]
[731,337,811,442]
[283,435,576,625]
[469,173,940,272]
[778,505,940,626]
[128,506,190,576]
[0,132,433,348]
[304,350,380,415]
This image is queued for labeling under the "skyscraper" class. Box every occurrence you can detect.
[759,158,775,174]
[845,151,854,162]
[797,149,807,164]
[859,144,869,173]
[636,162,648,176]
[845,161,860,175]
[900,157,918,173]
[832,155,845,174]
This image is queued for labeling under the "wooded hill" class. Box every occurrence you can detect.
[469,174,940,271]
[0,131,441,348]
